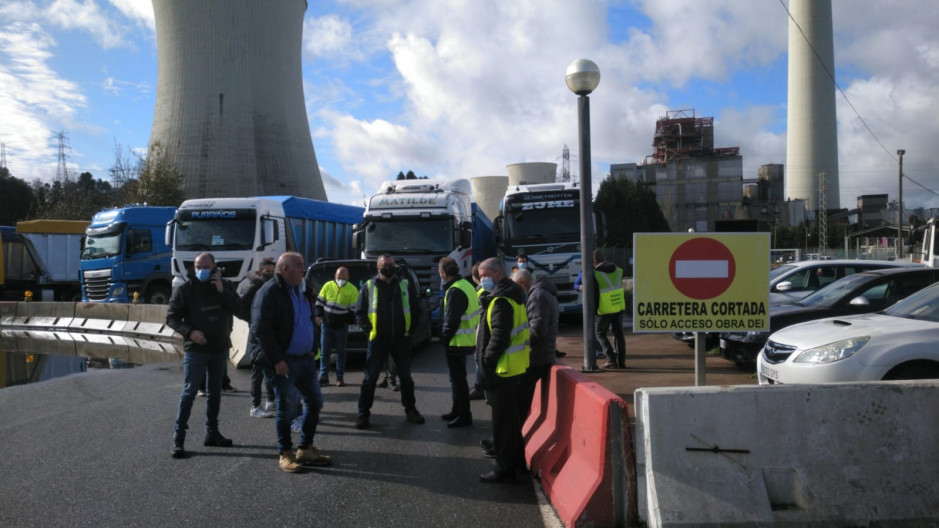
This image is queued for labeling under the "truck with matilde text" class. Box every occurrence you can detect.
[165,196,364,287]
[352,178,496,331]
[80,205,177,304]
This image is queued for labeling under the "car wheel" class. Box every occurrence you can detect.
[882,361,939,381]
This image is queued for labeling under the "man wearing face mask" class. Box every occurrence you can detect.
[238,258,277,418]
[315,266,357,387]
[438,257,477,428]
[354,254,425,429]
[514,252,537,278]
[167,252,244,459]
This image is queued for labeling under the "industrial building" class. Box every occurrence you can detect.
[149,0,327,201]
[611,109,743,232]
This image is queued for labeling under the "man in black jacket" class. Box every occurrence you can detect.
[476,258,530,483]
[438,257,477,428]
[512,268,558,423]
[167,252,243,459]
[237,258,276,418]
[354,254,425,430]
[247,252,332,473]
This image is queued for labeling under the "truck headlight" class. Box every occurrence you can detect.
[793,336,870,364]
[113,286,124,296]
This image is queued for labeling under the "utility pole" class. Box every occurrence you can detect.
[898,149,905,259]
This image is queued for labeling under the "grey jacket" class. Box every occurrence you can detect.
[526,276,559,367]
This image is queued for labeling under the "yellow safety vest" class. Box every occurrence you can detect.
[595,267,626,315]
[366,279,411,341]
[486,296,530,377]
[317,281,359,317]
[445,278,479,347]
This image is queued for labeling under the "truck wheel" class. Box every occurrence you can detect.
[146,285,172,305]
[58,288,83,302]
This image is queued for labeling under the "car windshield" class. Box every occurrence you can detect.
[795,273,871,307]
[882,283,939,322]
[769,264,797,282]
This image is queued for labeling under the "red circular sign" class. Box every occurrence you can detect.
[669,238,736,300]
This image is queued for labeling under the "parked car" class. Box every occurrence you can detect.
[757,281,939,385]
[768,259,920,307]
[721,267,939,366]
[304,258,432,355]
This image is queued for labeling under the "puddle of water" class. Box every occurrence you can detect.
[0,330,182,389]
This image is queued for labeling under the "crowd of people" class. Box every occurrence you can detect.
[165,249,627,480]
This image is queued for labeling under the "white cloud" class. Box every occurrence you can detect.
[45,0,126,48]
[304,14,361,60]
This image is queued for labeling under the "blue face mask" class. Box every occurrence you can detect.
[195,268,212,282]
[517,262,527,269]
[480,277,495,291]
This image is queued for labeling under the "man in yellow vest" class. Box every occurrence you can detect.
[592,249,627,369]
[438,257,478,428]
[314,266,357,387]
[353,254,425,430]
[476,257,530,483]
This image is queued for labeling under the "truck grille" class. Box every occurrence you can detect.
[82,269,112,301]
[762,340,796,364]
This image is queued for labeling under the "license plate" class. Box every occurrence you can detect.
[760,362,780,382]
[348,324,363,333]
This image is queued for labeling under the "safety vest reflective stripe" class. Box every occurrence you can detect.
[316,281,358,315]
[595,267,626,315]
[486,296,530,377]
[366,279,411,341]
[445,279,479,347]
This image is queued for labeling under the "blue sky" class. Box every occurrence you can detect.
[1,0,938,210]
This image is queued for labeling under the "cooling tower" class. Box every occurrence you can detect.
[506,162,557,187]
[150,0,327,200]
[785,0,839,211]
[470,176,509,221]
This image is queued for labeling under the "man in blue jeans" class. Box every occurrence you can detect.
[166,252,244,459]
[247,252,333,473]
[315,266,357,387]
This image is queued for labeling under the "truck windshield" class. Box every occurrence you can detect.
[175,219,255,251]
[364,218,453,254]
[82,233,122,259]
[505,206,581,242]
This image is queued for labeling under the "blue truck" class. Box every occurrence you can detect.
[80,206,177,303]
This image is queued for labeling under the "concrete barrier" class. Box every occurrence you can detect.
[70,302,130,334]
[229,319,251,368]
[635,383,939,527]
[120,304,177,341]
[8,329,78,357]
[10,302,75,331]
[523,364,638,527]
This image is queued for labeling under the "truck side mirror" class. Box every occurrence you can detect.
[460,227,471,249]
[164,220,175,247]
[261,217,276,246]
[494,215,503,246]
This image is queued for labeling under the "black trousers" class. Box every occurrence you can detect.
[445,353,471,418]
[516,363,551,426]
[485,376,525,473]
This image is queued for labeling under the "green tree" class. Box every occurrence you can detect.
[119,142,184,206]
[29,172,114,220]
[593,176,670,246]
[0,168,35,225]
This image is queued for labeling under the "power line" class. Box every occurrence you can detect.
[778,0,939,198]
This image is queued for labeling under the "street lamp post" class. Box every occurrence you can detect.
[898,149,905,259]
[566,58,601,372]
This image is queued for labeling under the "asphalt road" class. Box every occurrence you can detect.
[0,341,552,528]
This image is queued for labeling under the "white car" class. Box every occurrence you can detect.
[757,281,939,384]
[768,259,921,306]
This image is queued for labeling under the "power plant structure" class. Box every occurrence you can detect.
[149,0,327,201]
[785,0,839,212]
[470,176,509,223]
[506,162,558,187]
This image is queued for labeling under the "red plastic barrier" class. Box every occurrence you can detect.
[523,364,637,527]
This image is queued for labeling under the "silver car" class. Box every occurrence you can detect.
[768,259,920,306]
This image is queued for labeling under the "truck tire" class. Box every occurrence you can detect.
[58,287,83,303]
[146,284,172,305]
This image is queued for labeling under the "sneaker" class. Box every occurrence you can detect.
[196,390,206,397]
[601,361,619,370]
[296,445,333,467]
[221,384,238,393]
[335,379,345,387]
[377,378,389,388]
[354,414,369,430]
[468,387,484,400]
[291,417,303,433]
[279,451,303,473]
[405,408,425,424]
[203,431,233,447]
[264,401,276,412]
[250,405,274,418]
[391,384,401,392]
[171,438,185,459]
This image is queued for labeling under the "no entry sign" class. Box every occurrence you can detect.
[669,238,736,299]
[633,233,769,333]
